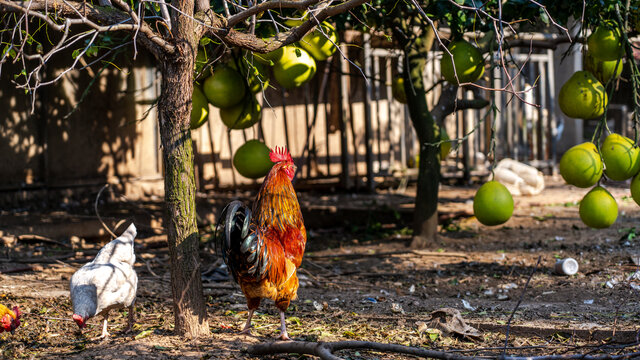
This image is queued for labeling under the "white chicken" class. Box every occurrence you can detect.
[70,223,138,338]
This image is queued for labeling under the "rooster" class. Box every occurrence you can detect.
[216,147,306,340]
[0,304,21,334]
[70,223,138,338]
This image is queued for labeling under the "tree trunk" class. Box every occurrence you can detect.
[402,29,439,249]
[158,54,210,337]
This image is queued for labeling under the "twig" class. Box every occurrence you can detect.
[30,313,75,322]
[503,256,541,356]
[0,266,35,274]
[144,259,161,278]
[305,249,469,260]
[13,251,99,264]
[499,353,640,360]
[94,184,117,239]
[157,0,171,31]
[16,235,70,248]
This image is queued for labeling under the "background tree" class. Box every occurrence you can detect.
[0,0,368,337]
[339,0,639,248]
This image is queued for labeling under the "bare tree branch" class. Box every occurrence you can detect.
[431,84,490,122]
[0,0,174,56]
[226,0,324,27]
[198,0,368,52]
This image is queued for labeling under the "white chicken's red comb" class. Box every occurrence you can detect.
[269,147,293,163]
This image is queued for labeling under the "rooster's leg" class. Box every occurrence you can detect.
[278,310,291,341]
[124,304,135,333]
[239,309,254,334]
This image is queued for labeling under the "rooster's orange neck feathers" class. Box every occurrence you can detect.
[253,147,302,234]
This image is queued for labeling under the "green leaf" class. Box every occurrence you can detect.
[72,49,80,59]
[15,69,26,80]
[539,8,550,24]
[86,46,98,57]
[135,329,153,340]
[3,45,17,59]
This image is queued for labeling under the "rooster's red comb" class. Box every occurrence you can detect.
[269,147,293,163]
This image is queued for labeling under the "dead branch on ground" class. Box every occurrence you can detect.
[247,340,481,360]
[306,249,469,260]
[247,340,640,360]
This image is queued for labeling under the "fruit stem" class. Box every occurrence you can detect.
[614,3,640,145]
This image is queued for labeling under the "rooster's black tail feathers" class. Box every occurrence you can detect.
[214,200,268,281]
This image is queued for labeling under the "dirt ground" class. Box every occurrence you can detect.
[1,176,639,359]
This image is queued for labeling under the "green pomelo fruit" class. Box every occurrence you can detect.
[587,25,623,61]
[298,22,338,61]
[233,140,273,179]
[473,181,514,226]
[440,40,485,84]
[190,86,209,129]
[630,174,640,206]
[558,71,607,119]
[273,46,317,89]
[559,142,603,188]
[601,133,640,181]
[584,52,623,84]
[579,186,618,228]
[392,77,407,104]
[203,66,246,108]
[220,98,262,130]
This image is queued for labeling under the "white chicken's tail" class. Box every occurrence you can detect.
[93,223,137,266]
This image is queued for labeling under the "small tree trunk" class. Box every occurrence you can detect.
[402,29,438,249]
[158,57,210,338]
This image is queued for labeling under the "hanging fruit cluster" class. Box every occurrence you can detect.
[554,22,635,229]
[559,133,640,229]
[558,24,623,120]
[189,18,340,178]
[474,22,634,229]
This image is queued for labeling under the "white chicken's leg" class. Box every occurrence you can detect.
[100,313,110,338]
[278,310,291,341]
[124,304,135,333]
[240,309,254,334]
